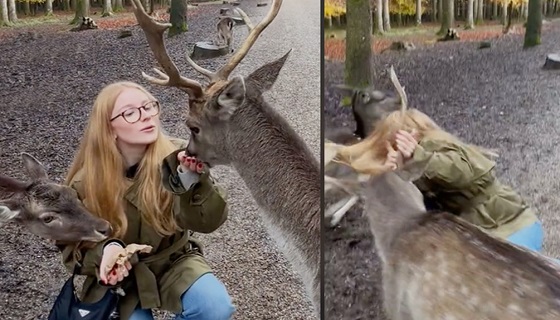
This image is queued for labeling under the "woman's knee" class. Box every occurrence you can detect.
[177,273,235,320]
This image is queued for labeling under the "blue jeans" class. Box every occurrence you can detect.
[506,220,560,264]
[506,220,544,253]
[128,273,235,320]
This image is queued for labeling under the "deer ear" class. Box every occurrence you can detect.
[246,49,291,93]
[0,206,19,225]
[215,76,246,120]
[21,153,49,181]
[0,174,30,192]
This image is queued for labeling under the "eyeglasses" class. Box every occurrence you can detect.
[110,101,160,124]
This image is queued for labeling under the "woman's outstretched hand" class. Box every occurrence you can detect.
[99,244,132,286]
[395,129,419,161]
[178,151,205,174]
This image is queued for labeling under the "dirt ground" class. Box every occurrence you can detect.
[324,20,560,319]
[0,0,319,319]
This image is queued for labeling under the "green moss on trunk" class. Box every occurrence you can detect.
[344,0,372,89]
[168,0,188,37]
[523,0,542,48]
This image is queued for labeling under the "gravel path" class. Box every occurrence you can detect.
[0,0,319,319]
[324,20,560,320]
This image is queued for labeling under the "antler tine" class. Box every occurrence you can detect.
[216,0,283,81]
[130,0,204,97]
[234,8,255,31]
[183,6,256,82]
[388,65,408,112]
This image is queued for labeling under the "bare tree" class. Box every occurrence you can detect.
[524,0,543,47]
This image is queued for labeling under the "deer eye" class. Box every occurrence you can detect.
[40,214,56,224]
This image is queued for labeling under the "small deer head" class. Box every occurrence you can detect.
[130,0,285,167]
[334,66,409,139]
[0,153,112,243]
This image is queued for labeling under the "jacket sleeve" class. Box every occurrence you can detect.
[55,180,126,284]
[410,141,478,189]
[161,148,229,234]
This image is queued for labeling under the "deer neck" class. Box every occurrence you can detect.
[364,200,426,264]
[227,100,321,290]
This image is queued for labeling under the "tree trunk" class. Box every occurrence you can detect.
[432,0,438,22]
[415,0,422,25]
[382,0,390,31]
[492,0,497,19]
[438,0,452,34]
[476,0,483,23]
[345,0,373,89]
[473,0,478,21]
[113,0,123,12]
[504,1,513,32]
[501,0,507,24]
[168,0,187,37]
[524,0,542,47]
[101,0,112,16]
[23,0,30,15]
[522,1,528,19]
[376,0,384,33]
[7,0,16,22]
[71,0,89,24]
[0,0,9,25]
[45,0,53,15]
[466,0,474,28]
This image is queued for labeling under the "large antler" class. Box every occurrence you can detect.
[388,66,408,112]
[185,0,284,83]
[130,0,204,98]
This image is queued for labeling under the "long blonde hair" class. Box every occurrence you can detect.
[336,108,498,175]
[65,81,180,239]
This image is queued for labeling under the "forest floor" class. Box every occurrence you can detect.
[324,19,560,319]
[0,0,320,319]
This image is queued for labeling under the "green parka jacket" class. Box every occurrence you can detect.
[399,137,538,239]
[56,137,229,320]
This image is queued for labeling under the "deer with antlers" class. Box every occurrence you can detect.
[129,0,320,316]
[0,153,112,243]
[324,66,406,227]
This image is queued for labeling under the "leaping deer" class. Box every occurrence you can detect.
[0,153,112,243]
[129,0,320,316]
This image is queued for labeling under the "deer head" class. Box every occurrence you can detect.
[334,66,409,139]
[130,0,285,166]
[0,153,112,243]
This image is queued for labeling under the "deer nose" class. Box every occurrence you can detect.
[97,221,113,237]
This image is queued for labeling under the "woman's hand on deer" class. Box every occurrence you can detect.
[99,244,132,286]
[178,151,205,174]
[396,130,419,161]
[384,141,403,171]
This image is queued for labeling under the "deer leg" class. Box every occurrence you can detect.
[329,195,359,227]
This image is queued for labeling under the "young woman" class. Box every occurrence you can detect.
[57,81,235,320]
[336,108,543,253]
